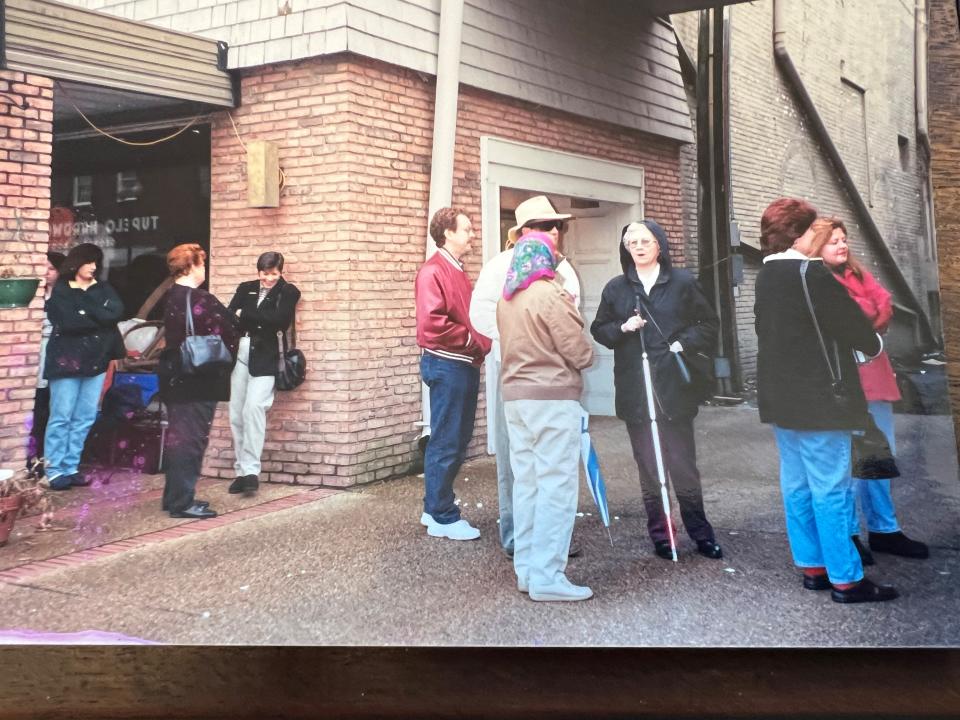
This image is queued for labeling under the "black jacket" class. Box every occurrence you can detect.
[158,284,240,404]
[45,280,125,380]
[590,221,719,422]
[227,278,301,377]
[755,256,881,430]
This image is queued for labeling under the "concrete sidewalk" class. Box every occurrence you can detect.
[0,406,957,646]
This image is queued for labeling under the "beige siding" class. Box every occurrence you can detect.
[63,0,693,142]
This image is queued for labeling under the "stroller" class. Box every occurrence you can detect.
[82,278,173,475]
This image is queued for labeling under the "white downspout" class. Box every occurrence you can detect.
[419,0,465,439]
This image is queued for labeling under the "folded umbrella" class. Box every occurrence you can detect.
[580,409,614,546]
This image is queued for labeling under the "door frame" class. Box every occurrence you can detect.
[479,136,645,451]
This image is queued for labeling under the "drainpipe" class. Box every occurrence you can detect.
[772,0,934,347]
[419,0,465,440]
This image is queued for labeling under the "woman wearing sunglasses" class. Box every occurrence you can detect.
[591,221,723,561]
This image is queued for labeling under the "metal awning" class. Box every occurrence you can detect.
[1,0,235,109]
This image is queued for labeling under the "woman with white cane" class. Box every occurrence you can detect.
[591,221,722,561]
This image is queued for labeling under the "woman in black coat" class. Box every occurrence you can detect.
[44,243,124,490]
[754,198,896,603]
[226,252,300,495]
[158,244,239,519]
[590,221,722,560]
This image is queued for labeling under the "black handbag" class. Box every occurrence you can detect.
[800,261,899,480]
[275,306,306,391]
[179,288,234,375]
[634,293,715,402]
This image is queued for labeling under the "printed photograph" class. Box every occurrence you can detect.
[0,0,956,647]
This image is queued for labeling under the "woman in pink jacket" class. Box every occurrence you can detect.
[812,218,928,562]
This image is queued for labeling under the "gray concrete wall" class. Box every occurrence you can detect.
[673,0,937,389]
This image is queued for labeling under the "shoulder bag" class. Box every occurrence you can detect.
[633,292,715,402]
[275,301,306,391]
[179,288,234,375]
[800,261,899,480]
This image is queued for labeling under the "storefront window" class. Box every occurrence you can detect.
[51,126,211,319]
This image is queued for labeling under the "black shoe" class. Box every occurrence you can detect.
[162,500,208,512]
[71,473,91,487]
[229,474,259,495]
[852,535,875,566]
[654,540,674,560]
[868,531,929,559]
[696,540,723,559]
[831,578,899,604]
[803,573,832,591]
[170,503,218,519]
[48,474,74,491]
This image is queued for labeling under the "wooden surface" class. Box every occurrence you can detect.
[0,1,958,717]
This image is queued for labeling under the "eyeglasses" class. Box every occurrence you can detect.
[528,220,566,233]
[623,237,657,250]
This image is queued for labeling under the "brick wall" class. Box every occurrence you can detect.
[0,71,53,468]
[205,53,685,486]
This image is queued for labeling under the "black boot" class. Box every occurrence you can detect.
[851,535,875,566]
[869,531,930,559]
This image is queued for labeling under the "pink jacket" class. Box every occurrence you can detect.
[833,267,901,402]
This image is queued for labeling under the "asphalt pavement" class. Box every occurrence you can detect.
[0,405,957,647]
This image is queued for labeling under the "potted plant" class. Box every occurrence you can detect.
[0,464,54,546]
[0,213,42,309]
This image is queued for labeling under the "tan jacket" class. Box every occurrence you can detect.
[497,279,594,401]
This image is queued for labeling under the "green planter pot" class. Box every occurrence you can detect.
[0,278,40,308]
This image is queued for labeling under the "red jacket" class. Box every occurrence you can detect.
[415,249,491,367]
[833,266,901,402]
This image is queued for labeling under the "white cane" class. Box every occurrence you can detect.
[637,314,679,562]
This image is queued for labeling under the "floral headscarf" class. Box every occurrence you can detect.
[502,231,557,300]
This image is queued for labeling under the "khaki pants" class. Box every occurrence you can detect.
[503,398,581,591]
[230,337,276,477]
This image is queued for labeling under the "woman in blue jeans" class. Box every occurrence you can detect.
[44,243,124,490]
[755,199,897,604]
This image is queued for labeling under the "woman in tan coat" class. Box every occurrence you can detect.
[497,231,594,602]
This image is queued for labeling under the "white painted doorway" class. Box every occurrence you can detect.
[480,137,644,450]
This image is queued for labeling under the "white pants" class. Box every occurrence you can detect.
[230,337,276,477]
[504,398,582,590]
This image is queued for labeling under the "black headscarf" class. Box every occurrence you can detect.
[618,220,673,276]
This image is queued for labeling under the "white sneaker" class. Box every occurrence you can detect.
[427,518,480,541]
[529,577,593,602]
[419,512,433,527]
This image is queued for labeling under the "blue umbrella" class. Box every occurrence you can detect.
[580,409,614,546]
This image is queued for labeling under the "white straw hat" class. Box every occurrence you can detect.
[507,195,573,243]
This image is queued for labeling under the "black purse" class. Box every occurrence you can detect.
[800,261,899,480]
[634,293,715,402]
[179,288,234,375]
[275,305,306,391]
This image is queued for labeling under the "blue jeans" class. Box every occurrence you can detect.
[44,373,106,480]
[773,426,863,585]
[420,353,480,524]
[850,401,900,534]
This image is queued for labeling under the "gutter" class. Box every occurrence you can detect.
[772,0,935,347]
[419,0,466,440]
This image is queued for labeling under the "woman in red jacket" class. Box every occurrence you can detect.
[812,218,928,561]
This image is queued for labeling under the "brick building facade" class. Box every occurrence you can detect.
[0,71,53,467]
[200,53,687,484]
[0,0,721,486]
